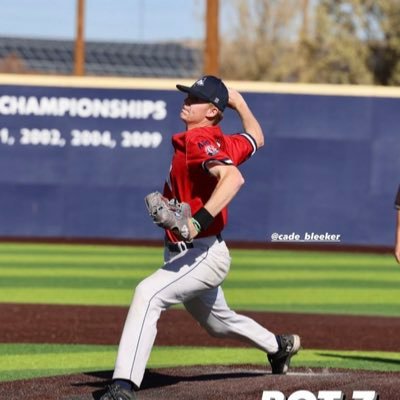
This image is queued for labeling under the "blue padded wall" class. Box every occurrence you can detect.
[0,83,398,245]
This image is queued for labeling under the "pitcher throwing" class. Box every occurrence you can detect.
[100,76,301,400]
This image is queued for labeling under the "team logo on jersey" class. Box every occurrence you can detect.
[205,144,219,156]
[197,139,219,156]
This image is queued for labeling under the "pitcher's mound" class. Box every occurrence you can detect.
[0,365,398,400]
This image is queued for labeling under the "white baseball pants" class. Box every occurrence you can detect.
[112,236,279,387]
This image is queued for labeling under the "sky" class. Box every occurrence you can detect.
[0,0,215,42]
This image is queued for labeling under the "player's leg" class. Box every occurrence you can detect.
[184,286,300,373]
[183,286,279,352]
[113,243,230,388]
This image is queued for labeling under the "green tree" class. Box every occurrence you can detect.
[307,0,374,84]
[220,0,304,82]
[365,0,400,84]
[220,0,400,85]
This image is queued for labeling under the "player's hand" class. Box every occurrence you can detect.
[227,88,246,110]
[395,243,400,264]
[173,218,198,242]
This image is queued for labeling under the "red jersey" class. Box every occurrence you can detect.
[163,125,257,241]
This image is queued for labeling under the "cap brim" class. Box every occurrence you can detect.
[176,84,191,93]
[176,84,211,103]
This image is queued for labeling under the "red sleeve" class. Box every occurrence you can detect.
[223,133,257,166]
[186,131,257,173]
[186,134,233,171]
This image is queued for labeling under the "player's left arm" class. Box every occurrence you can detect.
[395,186,400,264]
[188,163,244,238]
[395,209,400,264]
[204,163,244,216]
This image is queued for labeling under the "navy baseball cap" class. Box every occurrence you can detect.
[176,75,228,112]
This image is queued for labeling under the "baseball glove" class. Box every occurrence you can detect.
[144,191,192,241]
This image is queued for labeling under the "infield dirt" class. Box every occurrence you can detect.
[1,304,399,399]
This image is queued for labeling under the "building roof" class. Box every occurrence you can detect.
[0,36,202,78]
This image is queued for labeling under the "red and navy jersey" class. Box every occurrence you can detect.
[163,125,257,241]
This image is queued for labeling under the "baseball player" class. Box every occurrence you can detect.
[395,185,400,264]
[100,76,301,400]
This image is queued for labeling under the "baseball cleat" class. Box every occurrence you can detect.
[267,334,301,374]
[99,383,137,400]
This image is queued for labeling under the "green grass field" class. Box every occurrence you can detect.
[1,344,400,382]
[0,242,399,382]
[0,243,399,315]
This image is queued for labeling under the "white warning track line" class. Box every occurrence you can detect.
[228,368,346,377]
[286,372,336,377]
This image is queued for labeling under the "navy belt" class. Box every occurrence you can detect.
[167,234,223,253]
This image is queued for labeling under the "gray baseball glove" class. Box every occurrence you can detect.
[144,191,192,241]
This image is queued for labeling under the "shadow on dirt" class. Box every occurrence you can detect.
[81,369,267,399]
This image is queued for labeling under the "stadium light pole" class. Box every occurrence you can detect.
[74,0,85,76]
[204,0,219,76]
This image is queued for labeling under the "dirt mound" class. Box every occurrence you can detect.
[1,304,399,399]
[0,366,397,400]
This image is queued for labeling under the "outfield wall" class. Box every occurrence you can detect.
[0,74,398,246]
